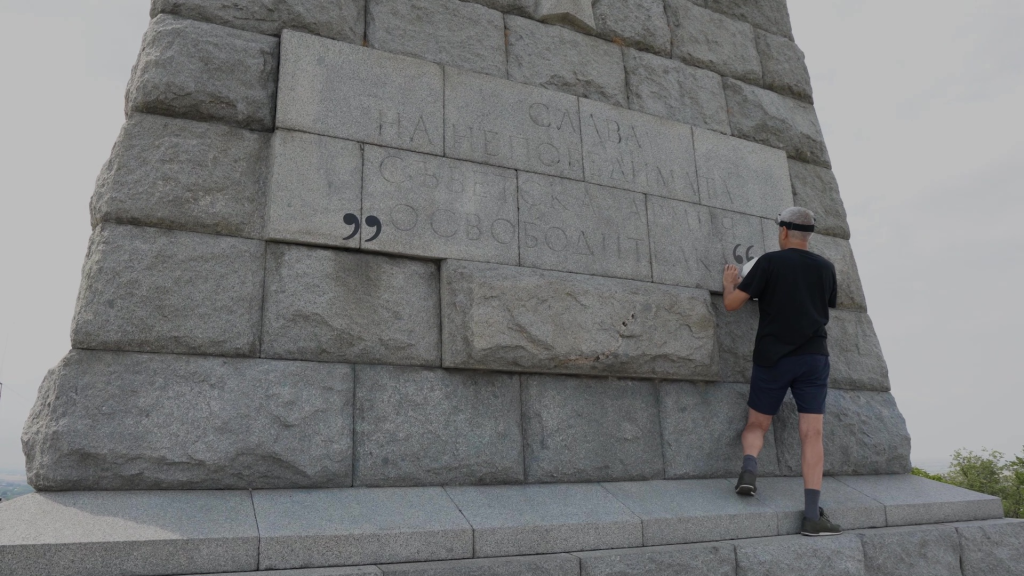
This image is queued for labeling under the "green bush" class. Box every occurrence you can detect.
[915,447,1024,519]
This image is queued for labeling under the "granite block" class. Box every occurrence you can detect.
[183,569,381,576]
[576,542,737,576]
[853,525,962,576]
[70,224,264,357]
[953,519,1024,576]
[659,382,781,479]
[445,66,583,179]
[353,365,523,487]
[723,78,831,168]
[126,15,278,131]
[151,0,366,44]
[756,30,813,103]
[523,375,663,483]
[805,233,867,311]
[445,484,642,556]
[580,98,699,202]
[703,0,794,40]
[380,554,580,576]
[461,0,534,18]
[506,15,627,107]
[22,350,353,491]
[253,487,473,569]
[518,172,651,280]
[695,128,793,219]
[664,0,762,85]
[592,0,672,56]
[602,479,778,545]
[91,113,269,239]
[827,310,891,392]
[441,260,719,380]
[265,130,363,248]
[362,146,519,264]
[835,475,1004,526]
[711,295,759,382]
[367,0,507,77]
[623,48,731,134]
[788,160,851,240]
[534,0,597,31]
[278,31,444,154]
[0,490,258,576]
[754,477,886,534]
[734,534,866,576]
[774,390,912,477]
[262,244,440,366]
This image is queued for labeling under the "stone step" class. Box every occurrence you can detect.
[0,475,1006,576]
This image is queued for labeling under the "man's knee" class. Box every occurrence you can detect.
[746,409,773,434]
[798,414,824,442]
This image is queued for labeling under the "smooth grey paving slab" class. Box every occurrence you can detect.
[22,350,353,491]
[266,130,363,248]
[446,483,642,556]
[92,113,269,239]
[580,97,699,202]
[506,15,627,107]
[734,534,865,576]
[353,365,523,487]
[704,0,794,40]
[380,554,580,576]
[184,567,381,576]
[754,477,886,534]
[522,375,663,483]
[835,475,1004,526]
[445,66,583,180]
[952,519,1024,576]
[518,172,651,280]
[70,224,265,357]
[126,15,278,132]
[576,541,736,576]
[278,31,444,155]
[664,0,762,85]
[788,159,851,240]
[852,525,962,576]
[362,146,519,265]
[659,382,781,479]
[827,310,891,392]
[367,0,507,78]
[806,233,867,311]
[602,479,778,546]
[151,0,366,44]
[592,0,672,56]
[695,128,793,219]
[262,244,440,366]
[623,48,731,135]
[253,487,473,569]
[756,30,813,104]
[712,295,758,383]
[0,490,258,576]
[441,260,719,380]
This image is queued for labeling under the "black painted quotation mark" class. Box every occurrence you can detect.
[733,244,756,265]
[343,213,383,242]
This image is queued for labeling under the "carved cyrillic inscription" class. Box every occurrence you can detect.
[519,172,650,281]
[694,128,793,219]
[362,146,519,265]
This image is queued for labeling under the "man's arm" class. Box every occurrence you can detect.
[723,264,751,311]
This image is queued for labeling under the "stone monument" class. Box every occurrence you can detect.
[2,1,1021,575]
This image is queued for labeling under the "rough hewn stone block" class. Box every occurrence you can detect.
[854,525,962,576]
[506,15,627,107]
[577,542,736,576]
[723,78,831,168]
[523,375,663,483]
[623,48,731,135]
[367,0,507,77]
[70,224,264,357]
[835,475,1004,527]
[823,310,889,391]
[441,260,719,380]
[150,0,366,44]
[534,0,597,32]
[695,128,793,218]
[659,382,781,479]
[774,390,911,476]
[461,0,534,17]
[184,568,381,576]
[519,172,651,280]
[581,98,699,202]
[445,66,583,179]
[22,350,353,491]
[353,365,523,487]
[756,30,813,103]
[126,15,278,131]
[954,519,1024,576]
[278,31,444,154]
[754,477,886,534]
[805,230,867,311]
[788,160,851,240]
[592,0,672,56]
[253,488,473,569]
[704,0,794,40]
[262,244,440,366]
[91,113,268,239]
[362,146,519,264]
[381,554,580,576]
[711,296,758,382]
[734,534,866,576]
[664,0,762,85]
[265,130,363,248]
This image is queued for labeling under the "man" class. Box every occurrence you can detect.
[721,206,842,537]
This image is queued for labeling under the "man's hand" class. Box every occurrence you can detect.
[723,264,751,311]
[723,264,741,289]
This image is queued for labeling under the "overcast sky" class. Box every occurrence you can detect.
[0,0,1021,475]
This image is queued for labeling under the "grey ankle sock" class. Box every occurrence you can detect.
[742,455,758,475]
[804,489,821,520]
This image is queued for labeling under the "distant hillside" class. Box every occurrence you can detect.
[0,479,34,501]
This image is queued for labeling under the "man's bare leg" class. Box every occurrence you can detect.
[799,413,824,491]
[742,408,773,457]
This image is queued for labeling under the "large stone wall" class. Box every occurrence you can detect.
[22,0,910,490]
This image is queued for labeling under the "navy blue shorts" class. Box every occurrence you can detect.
[748,354,830,416]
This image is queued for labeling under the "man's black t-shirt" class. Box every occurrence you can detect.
[737,248,838,367]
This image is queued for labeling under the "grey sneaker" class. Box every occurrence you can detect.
[735,469,757,496]
[801,507,843,536]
